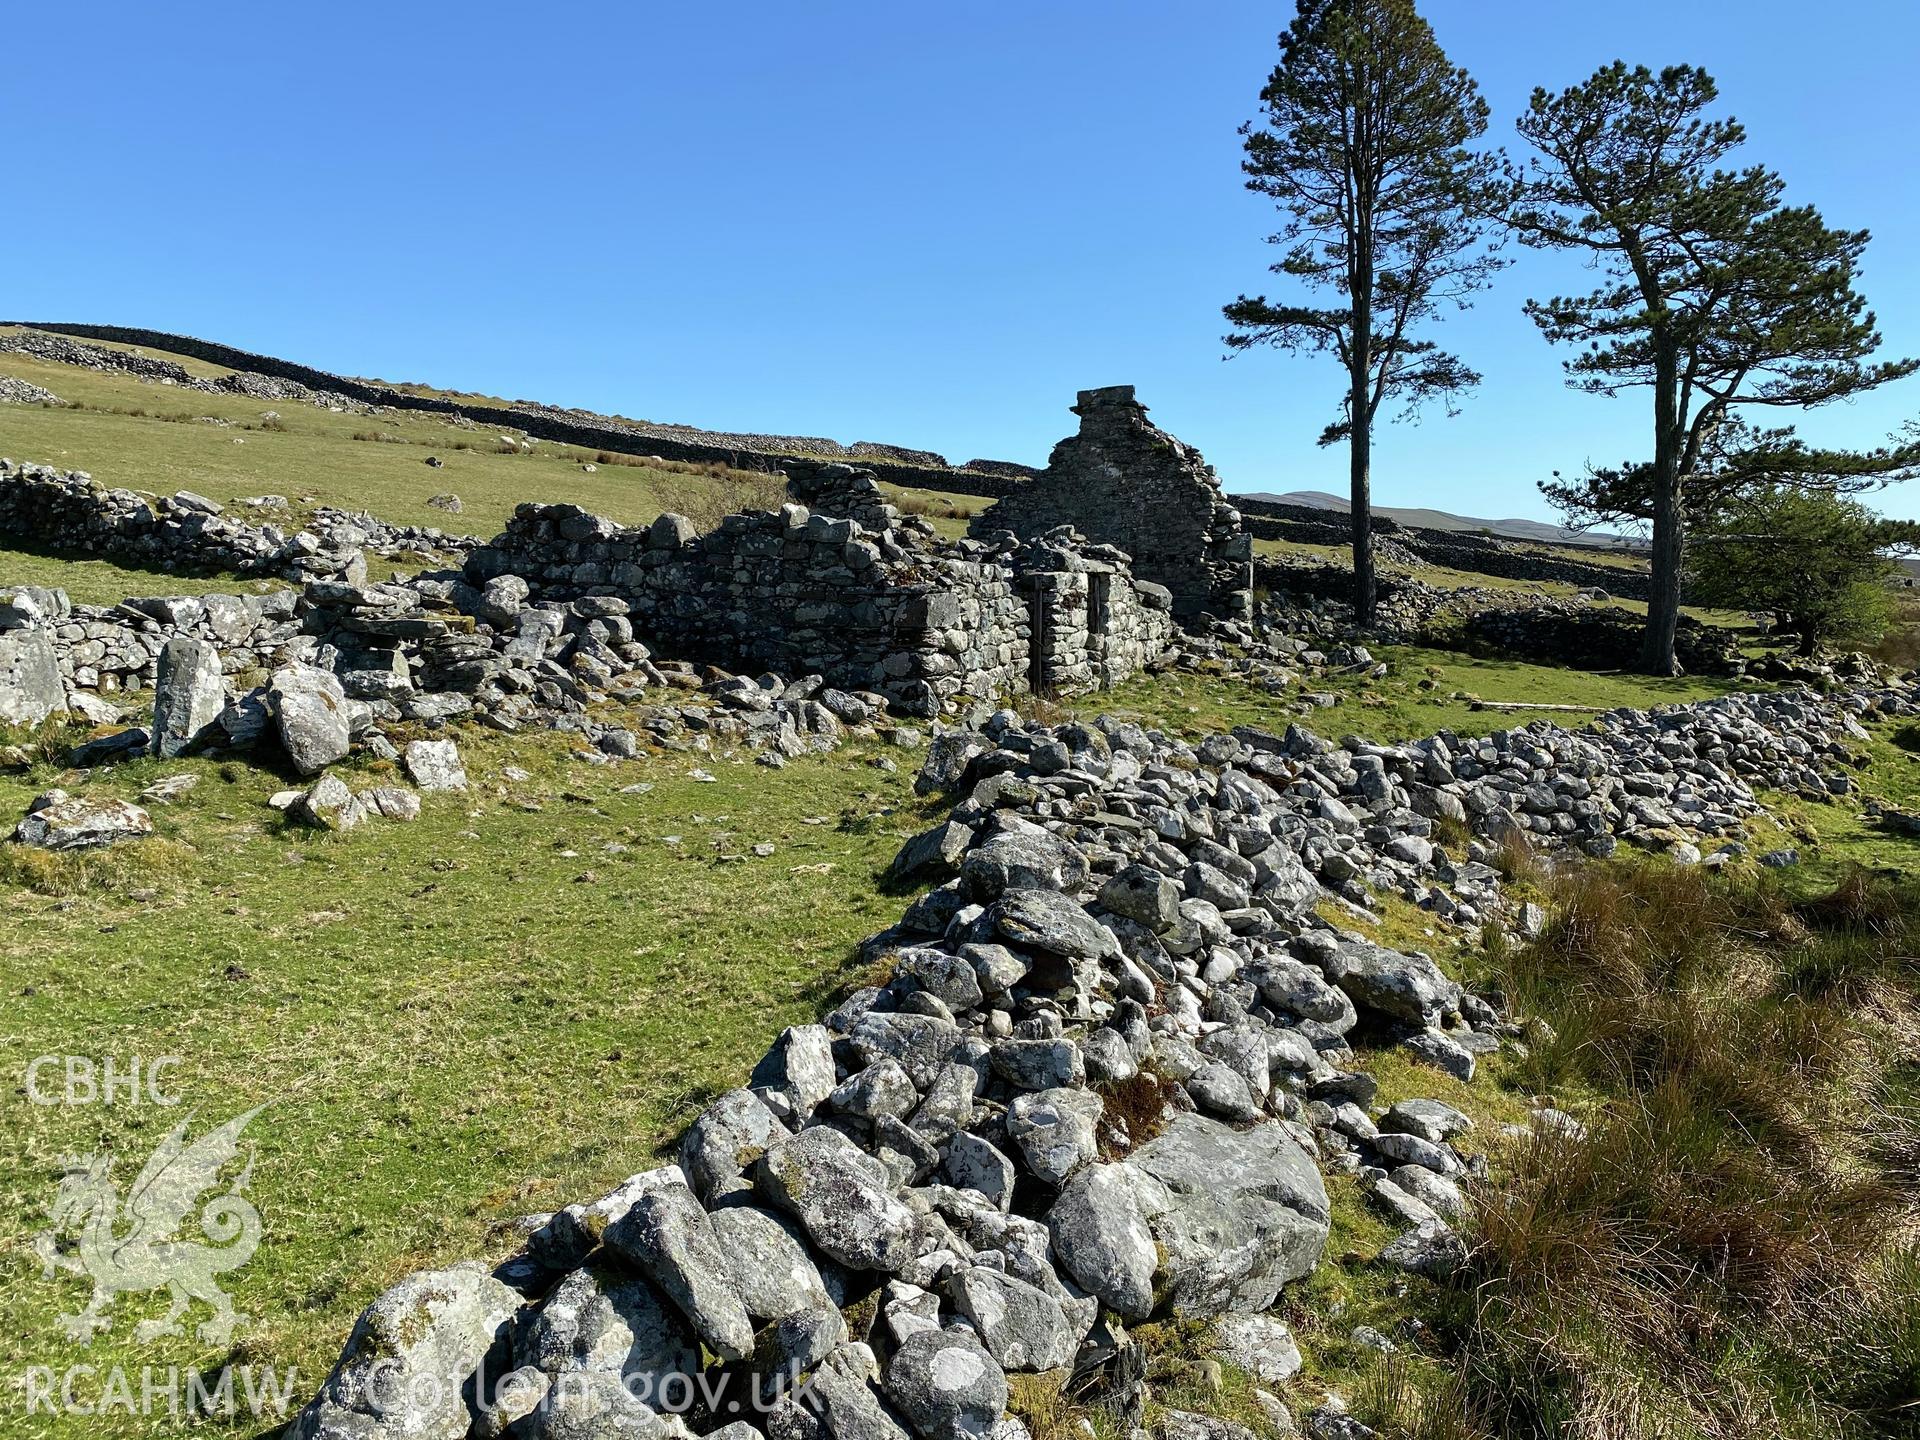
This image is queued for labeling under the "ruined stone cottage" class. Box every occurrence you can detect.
[0,458,1176,722]
[971,386,1254,622]
[461,463,1174,714]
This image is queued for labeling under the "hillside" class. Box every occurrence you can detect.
[1239,488,1634,547]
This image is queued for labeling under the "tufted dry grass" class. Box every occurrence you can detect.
[1379,862,1920,1440]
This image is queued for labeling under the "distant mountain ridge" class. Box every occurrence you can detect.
[1234,489,1633,547]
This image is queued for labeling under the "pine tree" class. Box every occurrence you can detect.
[1226,0,1505,624]
[1512,62,1918,673]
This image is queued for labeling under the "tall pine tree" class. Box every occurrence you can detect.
[1227,0,1505,623]
[1512,62,1918,674]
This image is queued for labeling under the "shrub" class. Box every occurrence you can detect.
[648,470,789,532]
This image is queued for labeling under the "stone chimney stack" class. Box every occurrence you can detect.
[1071,385,1147,420]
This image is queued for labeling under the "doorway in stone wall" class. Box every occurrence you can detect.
[1026,588,1052,695]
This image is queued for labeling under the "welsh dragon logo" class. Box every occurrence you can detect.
[31,1106,265,1346]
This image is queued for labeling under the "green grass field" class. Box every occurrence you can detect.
[0,720,943,1437]
[1078,643,1742,745]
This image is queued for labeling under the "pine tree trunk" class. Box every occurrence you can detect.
[1350,287,1375,626]
[1640,339,1684,675]
[1350,370,1375,626]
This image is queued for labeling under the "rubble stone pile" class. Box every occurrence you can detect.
[283,666,1915,1440]
[0,375,62,405]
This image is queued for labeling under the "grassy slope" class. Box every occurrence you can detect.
[0,722,941,1438]
[0,345,760,539]
[0,345,993,599]
[1077,644,1739,745]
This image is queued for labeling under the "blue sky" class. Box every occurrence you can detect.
[8,1,1919,521]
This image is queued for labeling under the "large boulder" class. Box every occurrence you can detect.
[706,1204,833,1320]
[947,1266,1080,1372]
[807,1342,913,1440]
[514,1261,698,1400]
[1098,866,1181,933]
[987,889,1119,963]
[756,1126,918,1272]
[14,793,152,850]
[151,635,225,758]
[1004,1088,1102,1187]
[961,829,1087,900]
[680,1088,789,1206]
[1321,939,1462,1029]
[268,663,351,776]
[603,1182,755,1361]
[289,1262,520,1440]
[888,819,975,885]
[1046,1163,1157,1319]
[0,624,65,727]
[885,1325,1009,1440]
[405,738,468,793]
[1252,847,1322,921]
[1126,1113,1329,1316]
[750,1024,838,1121]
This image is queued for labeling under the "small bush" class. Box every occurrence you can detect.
[1870,593,1920,671]
[649,470,790,532]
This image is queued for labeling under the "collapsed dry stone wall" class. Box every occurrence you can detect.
[1453,601,1736,674]
[0,459,367,585]
[0,466,1175,750]
[283,665,1920,1440]
[463,466,1174,716]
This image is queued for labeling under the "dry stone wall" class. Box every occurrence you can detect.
[1234,496,1653,601]
[463,466,1174,716]
[0,459,367,585]
[5,324,1032,495]
[41,588,301,693]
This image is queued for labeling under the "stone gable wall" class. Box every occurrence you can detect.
[971,387,1253,621]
